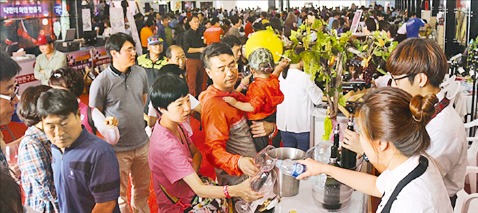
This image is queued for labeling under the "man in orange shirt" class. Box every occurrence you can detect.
[199,43,276,189]
[140,19,156,53]
[203,18,223,45]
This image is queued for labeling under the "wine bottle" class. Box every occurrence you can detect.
[341,116,357,170]
[331,124,340,161]
[323,125,342,210]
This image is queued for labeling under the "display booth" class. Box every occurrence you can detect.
[1,0,73,92]
[0,0,125,93]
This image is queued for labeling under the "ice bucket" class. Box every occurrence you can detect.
[267,148,305,197]
[306,142,363,210]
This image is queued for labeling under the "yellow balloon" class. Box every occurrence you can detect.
[244,30,283,63]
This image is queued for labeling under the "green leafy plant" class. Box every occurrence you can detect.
[284,20,355,120]
[283,20,397,139]
[348,31,398,85]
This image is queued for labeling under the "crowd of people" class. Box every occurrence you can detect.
[0,2,469,213]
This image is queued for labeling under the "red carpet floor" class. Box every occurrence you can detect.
[2,94,215,212]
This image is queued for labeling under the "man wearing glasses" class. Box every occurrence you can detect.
[0,50,21,171]
[89,33,151,213]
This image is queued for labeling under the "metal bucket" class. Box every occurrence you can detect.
[267,148,305,197]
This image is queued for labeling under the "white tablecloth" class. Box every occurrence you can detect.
[275,179,368,213]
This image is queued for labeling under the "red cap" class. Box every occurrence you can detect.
[37,35,49,45]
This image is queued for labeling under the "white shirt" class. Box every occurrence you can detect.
[425,90,468,196]
[103,27,111,37]
[376,155,453,213]
[397,23,407,34]
[276,68,323,133]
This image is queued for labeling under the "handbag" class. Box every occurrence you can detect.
[159,175,231,213]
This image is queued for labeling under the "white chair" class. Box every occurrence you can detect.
[464,119,478,193]
[455,166,478,213]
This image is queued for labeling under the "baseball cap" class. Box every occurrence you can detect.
[147,35,163,45]
[37,35,53,46]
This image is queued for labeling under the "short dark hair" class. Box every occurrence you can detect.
[247,16,255,23]
[37,89,79,118]
[386,38,447,87]
[221,35,241,48]
[144,18,155,27]
[230,16,241,25]
[365,17,377,31]
[17,85,51,127]
[201,42,234,69]
[202,19,211,26]
[0,50,21,82]
[149,73,189,114]
[105,32,136,59]
[211,17,219,25]
[161,14,170,21]
[48,67,85,97]
[159,64,185,77]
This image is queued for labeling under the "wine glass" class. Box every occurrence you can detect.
[254,145,277,172]
[235,170,277,213]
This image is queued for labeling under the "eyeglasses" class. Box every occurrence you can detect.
[121,47,136,54]
[0,84,19,105]
[390,74,413,86]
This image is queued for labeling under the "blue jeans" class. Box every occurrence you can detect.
[281,131,310,152]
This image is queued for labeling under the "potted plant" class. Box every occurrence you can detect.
[283,20,397,139]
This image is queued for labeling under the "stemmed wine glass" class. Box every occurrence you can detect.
[254,145,276,172]
[235,170,277,213]
[235,146,278,213]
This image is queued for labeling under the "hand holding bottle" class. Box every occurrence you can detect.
[295,158,327,180]
[341,129,363,155]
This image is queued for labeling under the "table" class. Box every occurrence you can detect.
[275,179,368,213]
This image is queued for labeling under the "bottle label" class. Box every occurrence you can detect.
[292,163,306,178]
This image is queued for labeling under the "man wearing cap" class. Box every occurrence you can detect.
[137,35,167,113]
[34,35,67,85]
